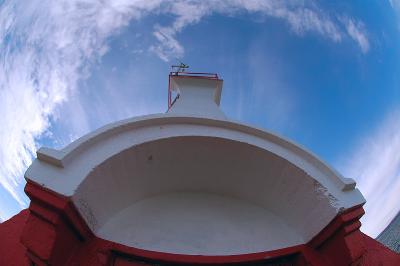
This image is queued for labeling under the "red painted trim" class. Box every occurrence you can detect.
[25,181,93,240]
[170,74,221,81]
[344,220,362,235]
[340,205,365,222]
[25,180,69,211]
[168,74,172,109]
[308,205,365,248]
[171,72,219,79]
[107,241,304,264]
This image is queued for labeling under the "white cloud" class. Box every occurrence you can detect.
[0,0,164,220]
[150,26,185,62]
[342,17,370,53]
[0,0,371,221]
[340,110,400,237]
[149,0,369,61]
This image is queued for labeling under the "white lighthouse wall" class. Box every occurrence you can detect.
[25,116,365,255]
[24,75,365,256]
[167,77,226,120]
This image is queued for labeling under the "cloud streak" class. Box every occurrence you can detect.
[341,110,400,237]
[342,17,370,53]
[150,0,370,61]
[0,0,163,219]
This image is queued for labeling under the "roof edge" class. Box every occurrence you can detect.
[32,114,356,192]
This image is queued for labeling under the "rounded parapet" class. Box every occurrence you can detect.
[25,113,365,255]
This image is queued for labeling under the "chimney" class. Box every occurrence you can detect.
[166,73,226,120]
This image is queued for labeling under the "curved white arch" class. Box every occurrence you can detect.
[27,114,358,191]
[25,114,365,254]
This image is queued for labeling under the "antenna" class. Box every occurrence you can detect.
[171,61,189,74]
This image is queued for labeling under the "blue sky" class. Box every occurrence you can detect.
[0,0,399,237]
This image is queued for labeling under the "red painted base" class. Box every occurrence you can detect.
[0,181,399,266]
[0,209,30,266]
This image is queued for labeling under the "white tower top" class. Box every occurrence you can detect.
[167,73,226,119]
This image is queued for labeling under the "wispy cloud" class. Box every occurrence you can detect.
[342,17,370,53]
[149,0,369,61]
[0,0,163,219]
[0,0,371,221]
[340,110,400,237]
[150,26,185,62]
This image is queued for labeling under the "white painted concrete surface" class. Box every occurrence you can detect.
[98,192,303,255]
[24,75,366,255]
[167,76,225,119]
[71,135,350,245]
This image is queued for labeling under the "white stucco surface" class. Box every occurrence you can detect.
[98,192,303,255]
[167,76,225,119]
[24,75,366,255]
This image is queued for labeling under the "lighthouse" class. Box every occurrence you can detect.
[0,70,399,265]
